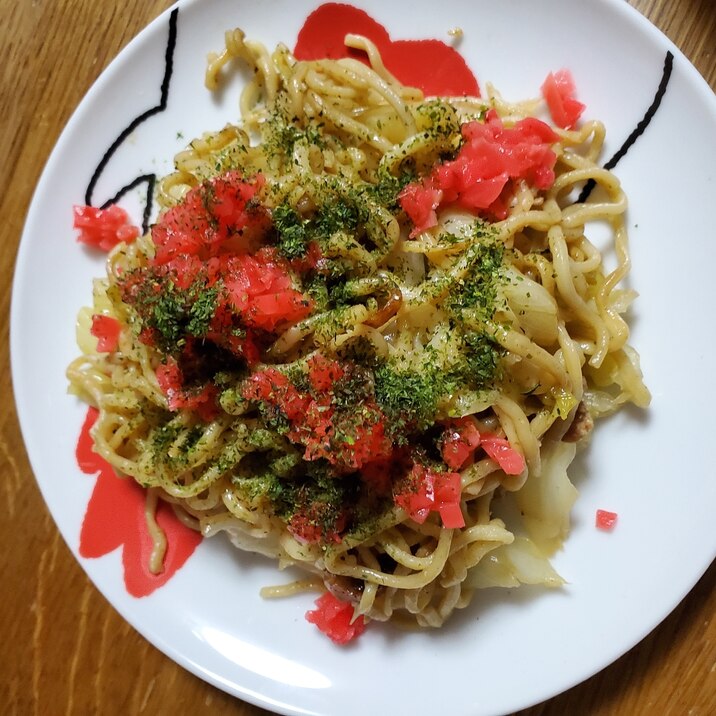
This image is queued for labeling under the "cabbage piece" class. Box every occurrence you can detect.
[499,266,559,345]
[583,346,651,417]
[466,550,520,589]
[514,440,578,554]
[503,536,564,586]
[465,536,564,589]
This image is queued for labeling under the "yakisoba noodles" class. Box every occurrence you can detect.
[68,29,650,632]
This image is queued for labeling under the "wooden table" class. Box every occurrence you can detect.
[1,1,714,713]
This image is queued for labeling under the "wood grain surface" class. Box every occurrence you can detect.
[1,1,714,714]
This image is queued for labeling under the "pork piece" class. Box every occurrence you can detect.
[324,573,364,604]
[562,401,594,443]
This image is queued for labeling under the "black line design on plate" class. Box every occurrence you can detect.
[84,7,179,233]
[578,50,674,203]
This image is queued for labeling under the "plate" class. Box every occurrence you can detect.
[11,1,716,714]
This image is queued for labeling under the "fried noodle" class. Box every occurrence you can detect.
[68,29,650,628]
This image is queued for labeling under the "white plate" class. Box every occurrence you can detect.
[11,1,716,714]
